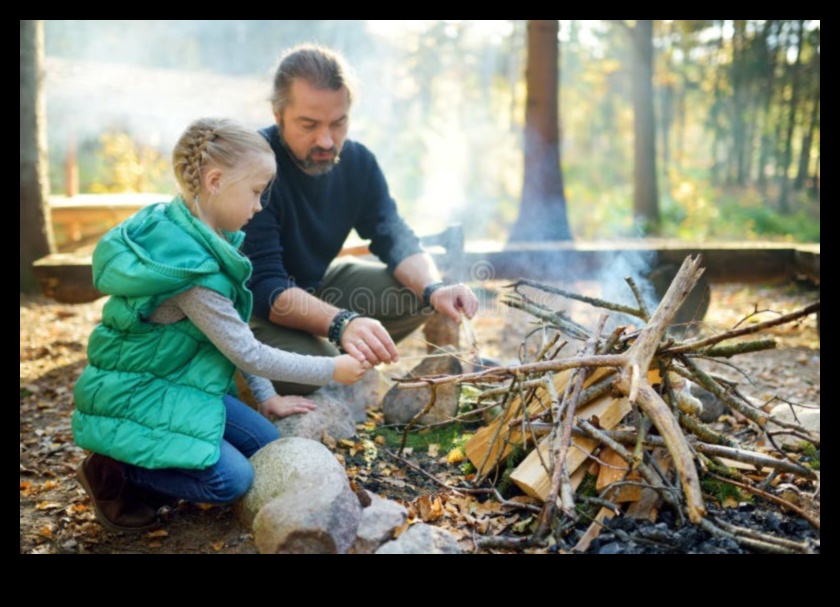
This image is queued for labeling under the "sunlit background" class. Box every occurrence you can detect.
[42,20,820,244]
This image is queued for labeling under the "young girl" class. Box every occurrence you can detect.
[72,117,369,533]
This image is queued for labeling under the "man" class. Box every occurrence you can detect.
[243,44,478,395]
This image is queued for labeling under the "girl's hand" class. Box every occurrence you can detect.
[258,395,317,419]
[333,354,371,384]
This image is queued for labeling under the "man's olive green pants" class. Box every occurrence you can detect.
[250,257,431,395]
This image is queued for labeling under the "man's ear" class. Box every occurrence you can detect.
[204,167,223,194]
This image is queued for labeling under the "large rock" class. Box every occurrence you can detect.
[234,437,349,528]
[768,404,820,449]
[319,368,389,422]
[274,391,355,442]
[352,491,409,554]
[253,483,362,554]
[382,350,462,425]
[375,522,462,554]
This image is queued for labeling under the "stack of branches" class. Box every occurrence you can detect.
[393,255,820,554]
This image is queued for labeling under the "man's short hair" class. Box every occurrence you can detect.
[271,44,357,114]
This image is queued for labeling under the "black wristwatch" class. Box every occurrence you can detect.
[422,281,447,308]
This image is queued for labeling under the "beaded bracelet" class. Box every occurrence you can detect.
[328,309,360,347]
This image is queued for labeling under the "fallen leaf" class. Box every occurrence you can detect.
[145,529,169,538]
[35,501,63,511]
[320,430,336,450]
[374,435,387,446]
[393,521,410,538]
[446,447,465,464]
[211,540,226,552]
[427,444,440,458]
[415,495,443,522]
[147,541,163,549]
[42,480,59,491]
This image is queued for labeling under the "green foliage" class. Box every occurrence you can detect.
[50,131,171,196]
[700,476,750,505]
[89,132,170,194]
[461,460,477,475]
[497,444,527,497]
[373,423,471,452]
[574,473,600,519]
[800,442,820,471]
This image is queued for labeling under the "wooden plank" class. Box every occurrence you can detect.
[464,367,613,477]
[32,252,101,303]
[454,240,818,284]
[626,448,673,522]
[596,448,642,503]
[572,506,617,553]
[508,395,632,502]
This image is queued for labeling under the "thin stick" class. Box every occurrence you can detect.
[399,383,438,456]
[662,301,819,355]
[625,276,650,321]
[506,278,644,318]
[540,314,608,536]
[394,353,628,389]
[382,448,465,495]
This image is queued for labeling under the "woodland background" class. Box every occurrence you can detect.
[21,20,820,293]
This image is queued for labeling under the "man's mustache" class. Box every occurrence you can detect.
[310,146,337,156]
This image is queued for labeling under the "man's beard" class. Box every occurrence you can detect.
[278,122,340,176]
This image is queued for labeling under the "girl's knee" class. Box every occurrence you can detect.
[210,462,253,503]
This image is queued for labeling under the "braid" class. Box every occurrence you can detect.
[172,117,275,210]
[180,125,217,200]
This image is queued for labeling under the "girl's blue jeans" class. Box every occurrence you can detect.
[125,395,279,504]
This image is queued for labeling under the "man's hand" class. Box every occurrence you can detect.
[258,395,317,419]
[430,283,479,324]
[341,317,400,366]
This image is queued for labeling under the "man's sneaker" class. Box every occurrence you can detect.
[76,453,159,533]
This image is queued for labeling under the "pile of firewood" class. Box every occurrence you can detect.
[394,255,820,554]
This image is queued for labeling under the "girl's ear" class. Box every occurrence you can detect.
[203,167,223,194]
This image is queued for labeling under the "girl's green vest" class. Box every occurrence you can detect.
[72,198,253,469]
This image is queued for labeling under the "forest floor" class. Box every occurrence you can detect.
[20,277,820,554]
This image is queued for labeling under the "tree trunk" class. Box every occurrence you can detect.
[20,20,54,294]
[630,20,660,235]
[509,20,572,243]
[778,20,805,213]
[730,20,749,186]
[756,21,783,192]
[795,51,819,191]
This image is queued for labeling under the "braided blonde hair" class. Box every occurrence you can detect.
[172,117,275,206]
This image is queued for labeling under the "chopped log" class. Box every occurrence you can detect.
[464,367,614,477]
[508,395,631,501]
[572,506,616,553]
[625,448,672,522]
[596,448,642,503]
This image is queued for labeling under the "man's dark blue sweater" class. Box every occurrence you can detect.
[242,124,423,321]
